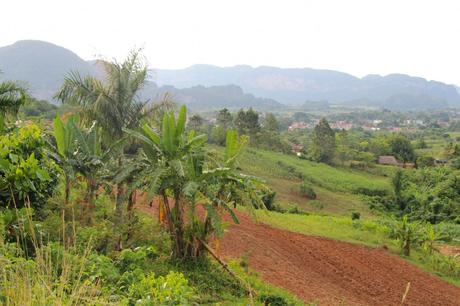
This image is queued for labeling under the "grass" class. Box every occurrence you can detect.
[251,209,391,247]
[224,147,390,217]
[240,149,390,195]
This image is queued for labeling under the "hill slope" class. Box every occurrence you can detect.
[0,40,280,110]
[155,65,460,108]
[0,40,97,100]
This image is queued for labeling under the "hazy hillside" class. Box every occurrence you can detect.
[1,40,459,110]
[142,82,282,111]
[154,65,460,108]
[0,40,97,100]
[0,40,279,110]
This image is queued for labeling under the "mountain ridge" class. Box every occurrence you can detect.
[154,65,460,108]
[1,40,459,110]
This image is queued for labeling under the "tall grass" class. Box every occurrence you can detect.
[0,203,110,305]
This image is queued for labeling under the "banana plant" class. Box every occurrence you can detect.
[51,115,79,204]
[52,115,112,210]
[392,215,422,256]
[125,105,267,259]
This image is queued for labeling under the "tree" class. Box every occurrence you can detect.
[388,134,415,162]
[56,50,150,214]
[335,130,352,165]
[188,114,204,131]
[216,108,233,129]
[125,106,266,259]
[392,169,404,211]
[311,118,336,164]
[0,80,27,131]
[235,108,260,137]
[264,113,279,132]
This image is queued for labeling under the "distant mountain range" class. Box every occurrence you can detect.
[0,40,459,111]
[154,65,460,109]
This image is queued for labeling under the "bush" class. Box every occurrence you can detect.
[299,183,316,199]
[354,187,388,197]
[351,212,361,220]
[287,205,308,215]
[0,125,59,212]
[261,189,277,211]
[416,155,435,168]
[259,294,288,306]
[127,271,194,305]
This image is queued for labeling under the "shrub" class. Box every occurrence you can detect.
[0,125,59,212]
[259,294,288,306]
[261,189,277,211]
[354,187,388,197]
[117,246,159,273]
[299,183,316,199]
[287,206,308,215]
[351,212,361,220]
[416,155,435,168]
[127,271,194,305]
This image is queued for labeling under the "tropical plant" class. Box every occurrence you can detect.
[0,125,59,211]
[0,80,27,131]
[421,223,446,254]
[55,50,150,214]
[51,115,111,209]
[51,115,79,204]
[127,271,194,305]
[125,106,266,259]
[390,215,422,256]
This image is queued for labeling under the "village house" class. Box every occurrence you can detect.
[288,121,309,131]
[378,156,398,166]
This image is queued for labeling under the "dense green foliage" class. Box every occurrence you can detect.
[0,125,59,211]
[311,118,336,163]
[394,167,460,224]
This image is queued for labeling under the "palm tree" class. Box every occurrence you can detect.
[55,50,150,213]
[0,80,27,131]
[125,105,266,259]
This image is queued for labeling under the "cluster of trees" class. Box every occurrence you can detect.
[391,167,460,224]
[189,108,290,153]
[0,51,269,261]
[301,118,416,166]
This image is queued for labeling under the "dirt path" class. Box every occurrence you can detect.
[138,204,460,305]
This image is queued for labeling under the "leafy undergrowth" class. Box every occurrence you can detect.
[249,209,460,287]
[0,191,304,305]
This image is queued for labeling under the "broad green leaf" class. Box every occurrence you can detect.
[53,115,66,156]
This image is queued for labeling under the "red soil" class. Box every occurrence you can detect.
[138,203,460,305]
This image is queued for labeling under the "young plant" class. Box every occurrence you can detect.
[391,215,421,256]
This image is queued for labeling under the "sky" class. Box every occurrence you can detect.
[2,0,460,84]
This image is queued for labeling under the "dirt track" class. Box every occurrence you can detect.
[139,204,460,305]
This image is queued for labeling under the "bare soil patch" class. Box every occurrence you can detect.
[138,203,460,305]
